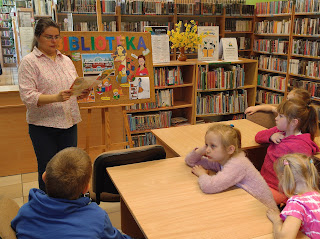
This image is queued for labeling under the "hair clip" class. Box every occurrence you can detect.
[283,159,289,166]
[230,124,234,128]
[310,159,314,164]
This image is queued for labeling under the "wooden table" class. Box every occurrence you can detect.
[151,119,267,158]
[108,157,274,239]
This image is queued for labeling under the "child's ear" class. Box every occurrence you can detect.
[290,118,299,128]
[82,183,90,194]
[227,145,235,155]
[42,171,46,183]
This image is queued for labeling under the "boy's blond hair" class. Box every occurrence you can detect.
[274,153,320,197]
[45,147,92,200]
[206,124,242,156]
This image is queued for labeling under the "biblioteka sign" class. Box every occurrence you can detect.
[58,35,148,52]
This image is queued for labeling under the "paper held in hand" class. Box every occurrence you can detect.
[70,68,115,96]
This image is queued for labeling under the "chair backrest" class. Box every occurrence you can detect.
[0,196,19,239]
[246,111,277,129]
[92,145,166,204]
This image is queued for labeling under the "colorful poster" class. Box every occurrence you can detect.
[198,26,219,61]
[81,53,115,76]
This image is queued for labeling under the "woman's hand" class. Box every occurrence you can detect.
[57,89,73,102]
[270,132,285,144]
[77,89,91,100]
[191,165,208,177]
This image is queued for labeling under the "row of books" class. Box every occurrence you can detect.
[295,0,320,13]
[225,4,254,16]
[120,0,174,15]
[0,21,11,28]
[3,48,15,55]
[57,0,96,13]
[101,0,117,14]
[131,132,156,147]
[2,0,14,5]
[255,1,292,15]
[33,0,52,16]
[254,20,291,34]
[126,102,157,111]
[289,78,320,99]
[256,55,288,73]
[196,89,248,115]
[103,21,117,31]
[197,65,245,90]
[3,56,16,64]
[0,14,10,20]
[1,39,13,46]
[257,73,286,91]
[237,37,251,50]
[59,21,98,31]
[177,2,223,15]
[154,67,184,87]
[290,59,320,78]
[120,21,172,32]
[253,39,289,54]
[292,39,320,57]
[0,6,12,13]
[1,30,13,38]
[127,111,172,132]
[293,17,320,36]
[225,19,252,32]
[256,89,284,105]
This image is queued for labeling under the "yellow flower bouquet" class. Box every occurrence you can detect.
[167,20,207,60]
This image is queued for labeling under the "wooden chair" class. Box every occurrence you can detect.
[0,196,19,239]
[246,111,277,129]
[91,145,166,204]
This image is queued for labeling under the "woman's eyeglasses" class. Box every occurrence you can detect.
[42,35,61,41]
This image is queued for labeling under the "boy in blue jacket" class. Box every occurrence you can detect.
[11,147,132,239]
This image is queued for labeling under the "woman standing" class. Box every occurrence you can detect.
[18,18,88,192]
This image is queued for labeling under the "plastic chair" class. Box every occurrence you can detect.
[0,196,19,239]
[91,145,166,204]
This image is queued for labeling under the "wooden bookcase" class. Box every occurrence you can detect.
[253,1,293,105]
[195,58,258,123]
[126,60,196,147]
[0,0,16,67]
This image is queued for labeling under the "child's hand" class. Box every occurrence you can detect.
[270,132,285,144]
[195,145,207,156]
[191,165,208,177]
[244,106,257,115]
[266,208,281,224]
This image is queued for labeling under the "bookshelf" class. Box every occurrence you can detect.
[0,0,16,67]
[195,58,258,123]
[53,0,255,59]
[126,60,196,147]
[253,0,293,105]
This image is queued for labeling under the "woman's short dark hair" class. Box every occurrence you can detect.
[32,18,60,49]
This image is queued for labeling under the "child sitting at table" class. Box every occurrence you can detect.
[255,99,319,205]
[245,88,311,115]
[267,153,320,238]
[185,124,277,210]
[11,147,132,239]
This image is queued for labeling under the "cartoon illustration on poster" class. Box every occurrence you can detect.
[113,45,126,64]
[82,53,115,76]
[135,55,149,76]
[116,64,127,83]
[129,77,150,100]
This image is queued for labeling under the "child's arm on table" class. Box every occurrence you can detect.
[245,104,277,115]
[267,208,301,239]
[185,146,220,172]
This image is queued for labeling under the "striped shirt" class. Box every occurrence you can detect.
[18,47,81,129]
[281,191,320,239]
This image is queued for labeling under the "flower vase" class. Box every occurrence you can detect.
[178,47,187,61]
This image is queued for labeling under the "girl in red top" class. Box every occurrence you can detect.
[255,99,319,205]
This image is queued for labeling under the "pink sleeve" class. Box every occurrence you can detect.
[280,200,304,222]
[18,58,42,108]
[185,148,220,171]
[255,126,280,144]
[198,159,246,194]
